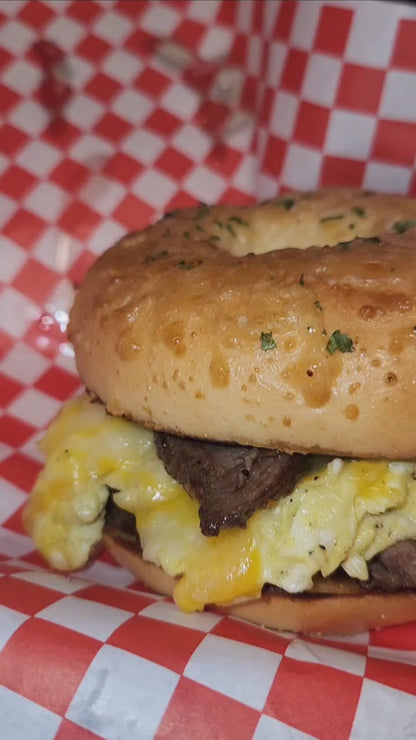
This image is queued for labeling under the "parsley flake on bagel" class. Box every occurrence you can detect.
[393,220,416,234]
[320,214,344,223]
[260,331,277,351]
[326,330,354,355]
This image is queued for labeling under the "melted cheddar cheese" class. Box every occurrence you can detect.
[24,395,416,611]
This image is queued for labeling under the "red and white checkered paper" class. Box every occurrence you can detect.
[1,1,416,738]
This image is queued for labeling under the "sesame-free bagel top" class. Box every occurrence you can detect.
[69,190,416,458]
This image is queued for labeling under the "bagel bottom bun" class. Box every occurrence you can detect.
[103,533,416,636]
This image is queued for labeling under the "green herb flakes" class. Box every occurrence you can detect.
[320,214,344,223]
[314,300,322,310]
[299,274,305,286]
[393,220,416,234]
[229,216,250,226]
[143,250,168,264]
[351,206,366,217]
[164,209,179,219]
[177,259,203,270]
[197,203,210,217]
[225,222,236,237]
[277,198,295,210]
[326,330,354,355]
[366,236,381,244]
[260,331,277,351]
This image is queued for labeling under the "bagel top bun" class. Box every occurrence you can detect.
[69,189,416,459]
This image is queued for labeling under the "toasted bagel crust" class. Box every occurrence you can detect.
[70,189,416,458]
[103,534,416,635]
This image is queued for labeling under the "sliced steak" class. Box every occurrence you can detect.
[104,488,140,549]
[154,433,310,536]
[367,539,416,591]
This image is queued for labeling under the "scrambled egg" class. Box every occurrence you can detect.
[24,395,416,611]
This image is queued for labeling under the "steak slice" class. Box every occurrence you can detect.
[367,539,416,591]
[104,488,139,549]
[154,433,310,536]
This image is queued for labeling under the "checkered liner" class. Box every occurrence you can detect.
[0,1,415,738]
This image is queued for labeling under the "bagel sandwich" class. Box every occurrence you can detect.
[23,188,416,635]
